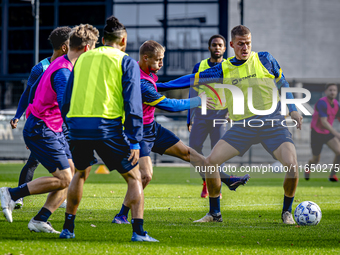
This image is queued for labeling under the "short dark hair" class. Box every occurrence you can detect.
[48,26,72,50]
[325,83,338,90]
[208,35,226,47]
[231,25,251,40]
[69,24,99,51]
[139,40,165,58]
[103,16,126,43]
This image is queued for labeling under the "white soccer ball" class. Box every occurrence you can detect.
[294,201,322,226]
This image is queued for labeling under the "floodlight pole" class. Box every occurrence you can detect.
[32,0,40,65]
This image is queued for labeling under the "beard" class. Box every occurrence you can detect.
[210,52,222,60]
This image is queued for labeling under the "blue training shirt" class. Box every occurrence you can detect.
[14,57,51,119]
[141,73,201,112]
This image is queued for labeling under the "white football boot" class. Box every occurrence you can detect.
[0,187,16,223]
[282,211,296,224]
[28,218,61,234]
[193,212,223,223]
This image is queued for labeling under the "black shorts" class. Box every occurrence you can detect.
[140,121,180,157]
[70,137,137,174]
[311,128,335,156]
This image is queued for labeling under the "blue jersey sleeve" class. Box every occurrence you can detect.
[122,55,143,148]
[197,64,224,83]
[258,52,297,113]
[142,79,201,112]
[61,70,75,121]
[14,86,30,119]
[51,68,71,110]
[156,74,192,92]
[192,62,200,74]
[316,100,328,117]
[14,63,44,119]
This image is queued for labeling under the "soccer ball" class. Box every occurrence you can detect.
[294,201,322,226]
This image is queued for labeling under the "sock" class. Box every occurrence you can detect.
[63,213,76,233]
[209,196,220,215]
[18,154,39,186]
[34,207,52,222]
[9,183,30,201]
[282,195,294,213]
[131,218,145,236]
[118,204,130,217]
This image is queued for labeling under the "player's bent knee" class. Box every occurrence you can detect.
[206,156,218,167]
[143,174,152,184]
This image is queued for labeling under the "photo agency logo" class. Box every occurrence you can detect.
[200,84,312,128]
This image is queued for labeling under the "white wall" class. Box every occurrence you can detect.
[228,0,340,79]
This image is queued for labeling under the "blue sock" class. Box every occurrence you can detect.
[282,195,294,213]
[118,204,130,217]
[63,213,76,233]
[209,196,220,215]
[131,219,145,236]
[9,183,30,201]
[34,207,52,222]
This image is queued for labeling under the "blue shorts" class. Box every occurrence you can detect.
[189,117,225,154]
[221,116,294,159]
[69,136,137,174]
[311,128,334,156]
[23,115,71,173]
[140,121,180,157]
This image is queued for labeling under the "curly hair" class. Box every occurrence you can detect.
[48,26,72,50]
[208,34,226,47]
[69,24,99,51]
[103,16,126,43]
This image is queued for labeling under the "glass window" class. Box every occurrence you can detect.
[166,51,209,76]
[168,3,218,26]
[8,30,34,50]
[114,4,163,26]
[8,54,34,74]
[40,6,54,26]
[9,6,34,27]
[125,28,163,52]
[39,29,54,51]
[60,0,105,2]
[115,0,160,2]
[39,53,52,62]
[59,5,106,26]
[167,27,218,50]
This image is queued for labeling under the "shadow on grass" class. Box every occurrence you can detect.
[0,208,338,250]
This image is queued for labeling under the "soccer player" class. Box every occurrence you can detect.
[59,16,158,242]
[10,26,72,209]
[0,24,99,234]
[187,35,250,198]
[191,25,303,224]
[305,83,340,182]
[112,40,217,224]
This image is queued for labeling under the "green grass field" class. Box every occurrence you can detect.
[0,163,339,254]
